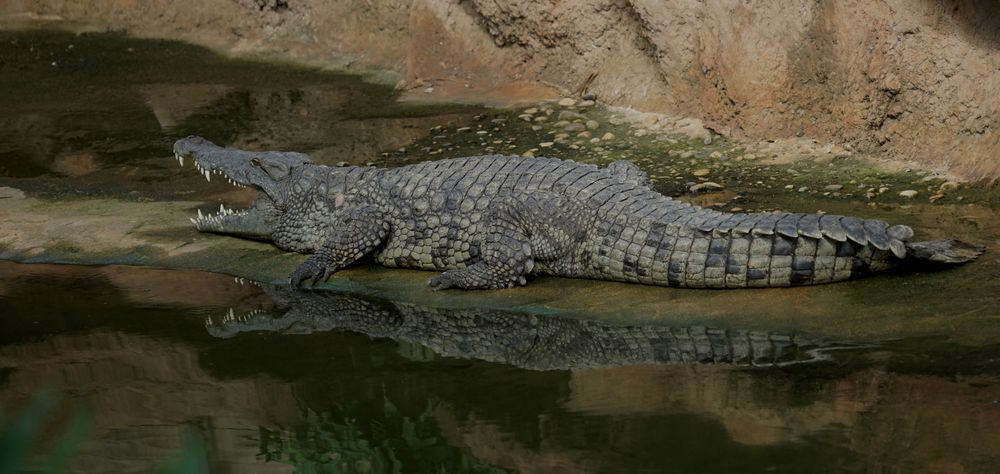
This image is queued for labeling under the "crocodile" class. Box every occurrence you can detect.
[173,136,984,290]
[206,282,855,369]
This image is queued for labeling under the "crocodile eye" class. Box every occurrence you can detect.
[250,158,262,167]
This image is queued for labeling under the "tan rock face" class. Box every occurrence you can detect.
[3,0,997,179]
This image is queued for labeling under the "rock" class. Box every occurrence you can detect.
[784,184,794,189]
[824,184,844,191]
[558,110,583,120]
[523,107,538,115]
[601,132,615,141]
[577,131,592,138]
[0,187,26,200]
[522,151,535,157]
[940,181,959,191]
[582,92,597,101]
[709,151,723,159]
[679,151,695,159]
[533,116,548,122]
[690,182,724,192]
[899,190,918,198]
[518,114,533,122]
[531,125,543,131]
[585,120,599,130]
[578,100,595,107]
[692,168,711,177]
[539,142,555,148]
[558,98,576,107]
[798,186,809,193]
[423,87,434,93]
[456,127,471,132]
[564,123,586,132]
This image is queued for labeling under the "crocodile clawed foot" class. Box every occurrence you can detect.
[288,259,332,289]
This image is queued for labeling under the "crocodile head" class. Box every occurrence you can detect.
[173,136,325,250]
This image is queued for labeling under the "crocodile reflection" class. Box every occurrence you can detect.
[206,283,860,370]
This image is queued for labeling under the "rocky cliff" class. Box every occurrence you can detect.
[3,0,997,179]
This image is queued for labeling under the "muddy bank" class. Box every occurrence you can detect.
[2,0,998,180]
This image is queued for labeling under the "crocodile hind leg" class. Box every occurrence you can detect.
[429,192,586,290]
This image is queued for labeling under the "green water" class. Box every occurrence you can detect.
[1,29,999,473]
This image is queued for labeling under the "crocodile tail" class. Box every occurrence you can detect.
[606,211,931,288]
[903,239,985,265]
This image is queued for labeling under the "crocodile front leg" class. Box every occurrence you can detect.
[289,205,389,287]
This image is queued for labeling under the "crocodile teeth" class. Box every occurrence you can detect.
[204,170,211,182]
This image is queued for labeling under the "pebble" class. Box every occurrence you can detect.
[539,142,555,148]
[940,181,959,191]
[692,168,711,177]
[578,100,595,107]
[929,193,945,202]
[824,184,844,191]
[899,190,918,198]
[601,132,615,141]
[585,120,600,130]
[798,186,809,193]
[533,116,548,122]
[531,125,543,131]
[0,186,26,199]
[582,92,597,101]
[577,131,592,138]
[523,108,538,115]
[709,151,723,159]
[558,98,576,107]
[689,182,723,192]
[456,127,471,132]
[564,123,586,132]
[679,151,695,159]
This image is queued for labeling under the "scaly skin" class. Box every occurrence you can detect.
[173,136,984,290]
[207,283,843,369]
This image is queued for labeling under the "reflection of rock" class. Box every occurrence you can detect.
[138,83,232,129]
[564,365,876,446]
[0,329,296,473]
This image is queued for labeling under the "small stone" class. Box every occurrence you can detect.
[558,98,576,107]
[456,127,471,132]
[679,151,695,159]
[585,120,600,130]
[730,207,744,212]
[522,151,535,157]
[476,130,488,135]
[939,181,959,191]
[824,184,844,191]
[601,132,615,141]
[424,87,434,93]
[692,168,711,177]
[784,184,794,190]
[690,182,724,192]
[578,100,595,107]
[531,125,543,131]
[582,92,597,101]
[878,186,890,194]
[798,186,809,193]
[929,193,945,202]
[564,123,586,132]
[518,114,533,121]
[539,142,555,148]
[0,186,26,199]
[899,190,918,198]
[709,151,723,159]
[533,116,548,122]
[577,131,592,138]
[590,138,601,144]
[523,107,538,115]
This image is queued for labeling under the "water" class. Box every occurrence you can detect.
[1,29,999,472]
